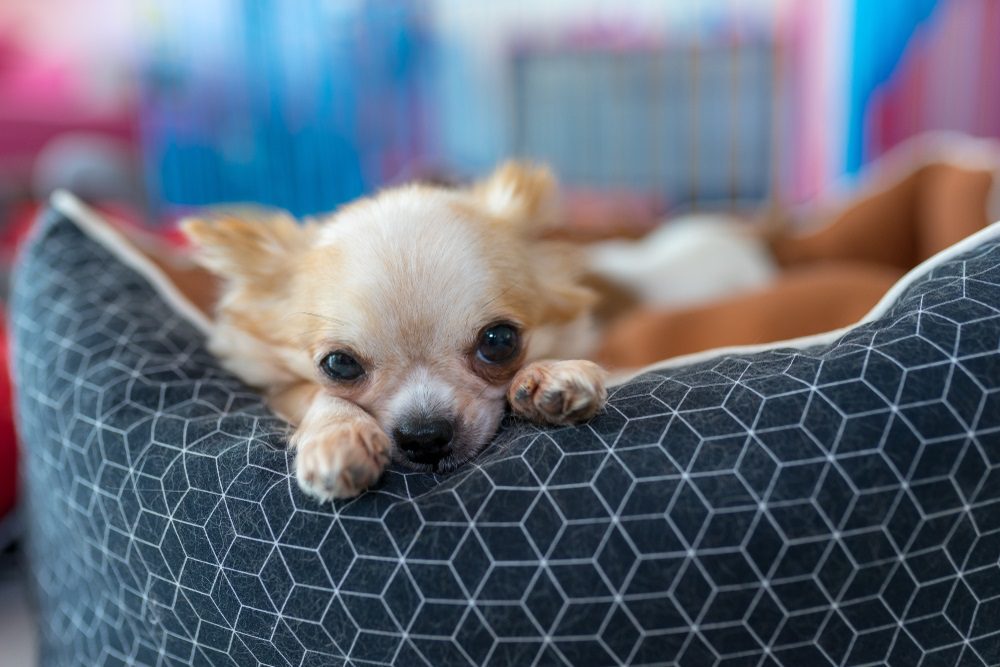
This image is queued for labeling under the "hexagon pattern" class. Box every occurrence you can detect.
[11,210,1000,666]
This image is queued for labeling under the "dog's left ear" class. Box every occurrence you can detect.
[472,161,559,232]
[181,211,314,289]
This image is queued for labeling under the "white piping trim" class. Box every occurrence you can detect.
[49,190,213,335]
[610,217,1000,384]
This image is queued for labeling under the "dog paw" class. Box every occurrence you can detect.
[292,419,390,501]
[508,360,607,425]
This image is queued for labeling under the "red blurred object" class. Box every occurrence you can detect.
[0,310,14,522]
[0,203,38,526]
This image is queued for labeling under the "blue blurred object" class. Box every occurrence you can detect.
[845,0,941,173]
[510,34,775,209]
[139,0,432,218]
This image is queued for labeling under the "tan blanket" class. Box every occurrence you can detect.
[596,137,1000,368]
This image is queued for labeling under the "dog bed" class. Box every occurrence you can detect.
[11,192,1000,666]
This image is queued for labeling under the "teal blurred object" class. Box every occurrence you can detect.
[846,0,940,173]
[139,0,432,218]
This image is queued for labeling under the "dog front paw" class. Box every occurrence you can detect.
[291,418,390,501]
[508,360,607,425]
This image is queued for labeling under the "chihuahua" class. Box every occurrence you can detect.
[182,163,607,501]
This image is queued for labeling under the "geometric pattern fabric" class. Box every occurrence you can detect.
[11,209,1000,666]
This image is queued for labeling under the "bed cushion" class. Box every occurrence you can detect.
[11,194,1000,667]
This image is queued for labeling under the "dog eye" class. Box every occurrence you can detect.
[320,352,364,381]
[477,324,519,364]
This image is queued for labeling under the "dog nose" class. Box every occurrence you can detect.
[393,418,454,464]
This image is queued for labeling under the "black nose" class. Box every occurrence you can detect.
[393,418,454,464]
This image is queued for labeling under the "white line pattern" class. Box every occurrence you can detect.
[10,209,1000,666]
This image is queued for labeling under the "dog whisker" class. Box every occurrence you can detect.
[288,327,341,342]
[297,312,351,327]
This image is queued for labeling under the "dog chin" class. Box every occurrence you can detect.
[393,448,480,474]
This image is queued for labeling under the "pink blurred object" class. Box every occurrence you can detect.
[559,189,665,240]
[0,36,135,185]
[866,0,1000,163]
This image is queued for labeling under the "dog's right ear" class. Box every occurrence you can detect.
[181,212,314,286]
[472,161,559,233]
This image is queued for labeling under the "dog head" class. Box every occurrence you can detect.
[183,162,594,471]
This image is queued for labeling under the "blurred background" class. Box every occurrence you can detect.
[0,0,998,662]
[0,0,996,225]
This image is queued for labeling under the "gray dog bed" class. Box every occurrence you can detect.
[10,193,1000,666]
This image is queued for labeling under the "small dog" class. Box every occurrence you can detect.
[183,163,607,501]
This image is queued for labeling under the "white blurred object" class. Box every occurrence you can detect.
[32,133,141,204]
[586,215,778,309]
[0,555,37,667]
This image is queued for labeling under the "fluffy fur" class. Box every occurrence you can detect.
[183,163,607,501]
